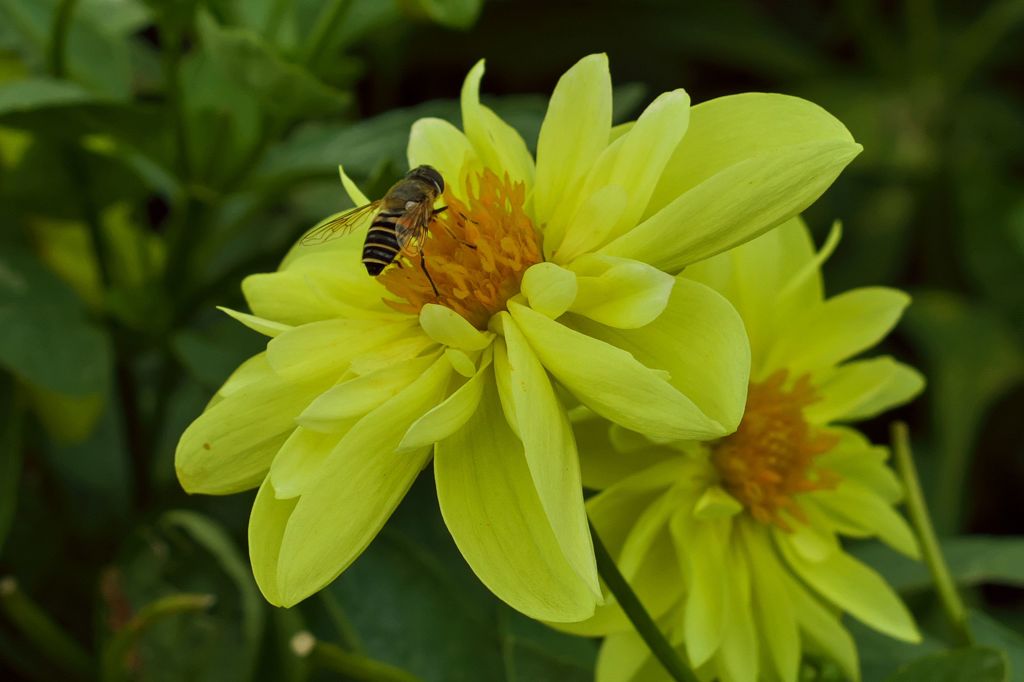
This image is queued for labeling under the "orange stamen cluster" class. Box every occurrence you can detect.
[712,370,840,530]
[379,169,542,329]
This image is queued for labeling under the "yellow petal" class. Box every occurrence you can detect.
[434,379,598,622]
[460,60,534,187]
[419,303,493,350]
[568,254,675,328]
[766,287,910,374]
[717,536,759,682]
[274,357,452,606]
[297,354,438,431]
[566,277,750,435]
[596,631,653,682]
[509,300,725,440]
[670,510,729,667]
[407,117,480,195]
[218,306,291,337]
[777,534,921,642]
[742,523,800,682]
[550,184,627,263]
[788,573,860,682]
[399,350,492,450]
[810,481,920,558]
[266,319,414,381]
[520,262,578,319]
[808,357,925,423]
[176,366,328,495]
[535,53,612,235]
[495,314,599,597]
[574,418,675,491]
[268,426,346,499]
[248,476,297,606]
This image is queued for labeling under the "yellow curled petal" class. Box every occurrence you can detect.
[398,350,493,451]
[419,303,493,350]
[249,476,298,606]
[568,254,675,329]
[273,356,452,607]
[520,261,578,319]
[218,306,292,337]
[534,53,612,231]
[460,60,534,187]
[509,301,725,440]
[269,426,346,499]
[808,357,925,424]
[497,314,599,598]
[434,379,598,622]
[407,117,480,190]
[766,287,910,374]
[266,319,414,381]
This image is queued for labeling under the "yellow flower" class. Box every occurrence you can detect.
[175,54,861,621]
[573,217,925,681]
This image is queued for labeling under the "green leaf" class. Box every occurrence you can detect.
[847,619,945,682]
[197,11,351,121]
[885,646,1007,682]
[398,0,483,29]
[325,474,597,682]
[853,536,1024,594]
[0,247,112,395]
[969,610,1024,682]
[902,292,1024,532]
[0,0,133,98]
[0,77,94,114]
[161,511,265,682]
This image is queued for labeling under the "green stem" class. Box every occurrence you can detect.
[299,0,351,69]
[0,577,93,679]
[48,0,79,77]
[291,632,421,682]
[589,521,698,682]
[890,422,972,646]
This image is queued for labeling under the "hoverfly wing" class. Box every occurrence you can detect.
[299,201,382,245]
[394,201,435,256]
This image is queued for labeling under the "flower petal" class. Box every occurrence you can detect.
[568,254,675,328]
[600,93,860,271]
[266,319,414,381]
[787,573,859,682]
[670,511,730,667]
[268,426,346,499]
[249,476,298,606]
[419,303,493,350]
[566,277,750,435]
[435,379,598,622]
[495,315,599,597]
[766,287,910,374]
[574,418,675,491]
[810,480,920,558]
[274,357,452,606]
[218,306,291,337]
[407,117,480,194]
[808,357,925,424]
[777,534,920,642]
[460,60,534,188]
[508,300,724,440]
[550,184,628,263]
[556,89,691,252]
[297,354,438,431]
[535,53,612,235]
[521,262,578,319]
[742,523,800,682]
[596,631,652,682]
[176,367,327,495]
[398,349,493,451]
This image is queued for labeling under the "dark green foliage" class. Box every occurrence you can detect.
[0,0,1022,680]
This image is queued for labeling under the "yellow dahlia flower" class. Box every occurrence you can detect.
[573,217,925,681]
[175,54,861,621]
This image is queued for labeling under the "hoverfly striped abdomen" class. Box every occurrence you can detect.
[362,210,404,275]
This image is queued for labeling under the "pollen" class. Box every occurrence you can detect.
[711,370,840,531]
[379,169,542,329]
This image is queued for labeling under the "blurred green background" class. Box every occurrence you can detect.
[0,0,1022,680]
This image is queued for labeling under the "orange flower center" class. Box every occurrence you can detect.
[378,169,543,329]
[711,370,840,530]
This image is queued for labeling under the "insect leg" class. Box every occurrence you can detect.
[432,206,447,215]
[420,253,440,297]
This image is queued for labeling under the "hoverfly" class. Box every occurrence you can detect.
[300,165,447,295]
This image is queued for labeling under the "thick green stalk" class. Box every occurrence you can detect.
[590,521,698,682]
[890,422,972,645]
